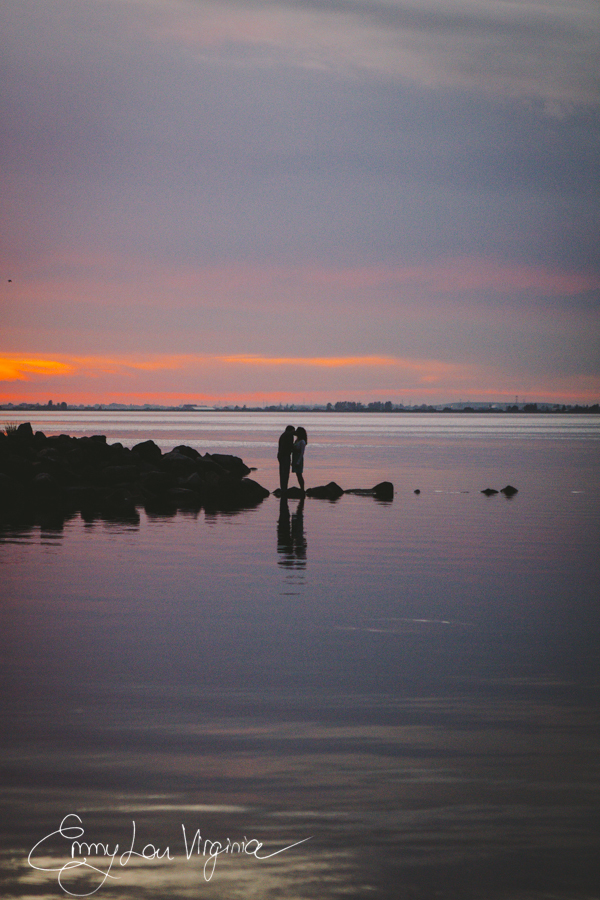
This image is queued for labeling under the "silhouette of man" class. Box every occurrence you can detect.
[277,425,296,494]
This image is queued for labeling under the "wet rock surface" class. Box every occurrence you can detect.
[482,485,519,497]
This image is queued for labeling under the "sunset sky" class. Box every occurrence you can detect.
[2,0,599,406]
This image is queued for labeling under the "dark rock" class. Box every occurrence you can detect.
[32,457,64,479]
[203,477,270,508]
[161,449,198,475]
[44,434,73,452]
[344,483,394,499]
[196,455,228,475]
[481,488,499,496]
[0,454,33,482]
[164,487,202,509]
[78,464,103,485]
[207,474,233,494]
[173,444,200,460]
[79,436,111,460]
[0,472,23,505]
[64,486,103,511]
[137,459,160,474]
[31,472,64,503]
[107,442,126,460]
[132,439,162,463]
[192,470,225,493]
[501,484,518,496]
[273,486,302,499]
[140,470,177,494]
[372,481,394,500]
[0,428,271,519]
[16,422,34,440]
[414,489,421,494]
[307,481,345,500]
[65,446,84,466]
[207,453,251,478]
[183,472,205,491]
[101,465,140,485]
[236,478,270,501]
[99,488,139,521]
[36,447,61,462]
[144,501,178,518]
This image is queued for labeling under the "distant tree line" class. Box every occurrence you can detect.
[2,401,600,414]
[327,401,395,412]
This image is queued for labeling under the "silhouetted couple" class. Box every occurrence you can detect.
[277,426,307,495]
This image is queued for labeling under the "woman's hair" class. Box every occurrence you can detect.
[295,426,308,444]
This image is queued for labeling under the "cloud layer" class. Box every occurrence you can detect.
[1,0,599,403]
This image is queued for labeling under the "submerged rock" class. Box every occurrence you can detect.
[481,486,518,497]
[306,481,345,500]
[273,486,304,499]
[345,482,394,500]
[275,481,395,501]
[372,481,394,500]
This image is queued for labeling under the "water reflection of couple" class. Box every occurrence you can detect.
[277,425,307,496]
[277,494,306,569]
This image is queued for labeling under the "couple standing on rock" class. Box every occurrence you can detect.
[277,426,308,495]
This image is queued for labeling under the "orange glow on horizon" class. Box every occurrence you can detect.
[0,357,75,381]
[1,352,461,377]
[1,354,598,407]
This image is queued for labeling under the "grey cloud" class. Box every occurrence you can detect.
[1,2,598,294]
[180,0,600,108]
[279,0,572,40]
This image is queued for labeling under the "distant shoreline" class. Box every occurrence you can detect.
[2,404,599,415]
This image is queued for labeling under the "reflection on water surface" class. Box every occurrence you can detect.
[1,414,599,899]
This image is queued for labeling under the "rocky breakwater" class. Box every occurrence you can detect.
[0,422,270,522]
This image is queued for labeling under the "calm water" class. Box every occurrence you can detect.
[1,412,599,899]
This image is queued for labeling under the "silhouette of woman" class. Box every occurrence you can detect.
[291,427,307,494]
